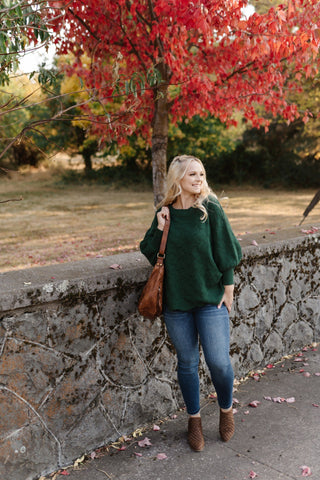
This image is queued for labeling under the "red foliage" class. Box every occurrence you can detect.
[47,0,320,141]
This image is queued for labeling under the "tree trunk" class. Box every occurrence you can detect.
[151,82,169,207]
[83,153,93,172]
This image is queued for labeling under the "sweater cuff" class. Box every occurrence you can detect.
[222,268,234,285]
[149,228,163,251]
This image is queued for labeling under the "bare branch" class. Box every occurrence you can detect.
[0,197,23,204]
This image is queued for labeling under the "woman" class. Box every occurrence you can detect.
[140,155,242,452]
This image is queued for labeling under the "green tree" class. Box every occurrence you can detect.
[0,1,53,86]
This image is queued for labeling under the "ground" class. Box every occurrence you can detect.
[0,169,320,272]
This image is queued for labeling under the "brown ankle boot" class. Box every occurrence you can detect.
[219,409,235,442]
[188,417,205,451]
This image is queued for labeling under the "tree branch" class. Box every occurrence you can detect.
[117,3,148,73]
[68,7,101,42]
[0,197,22,203]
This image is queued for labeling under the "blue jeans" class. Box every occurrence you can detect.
[164,304,234,414]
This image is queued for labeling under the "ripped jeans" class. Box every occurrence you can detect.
[164,304,234,414]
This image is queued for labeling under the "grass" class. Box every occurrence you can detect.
[1,168,320,272]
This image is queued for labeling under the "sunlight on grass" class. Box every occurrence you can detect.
[1,170,319,272]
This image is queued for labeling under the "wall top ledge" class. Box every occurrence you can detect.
[0,251,150,313]
[0,231,319,313]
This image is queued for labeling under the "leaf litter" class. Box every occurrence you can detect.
[40,343,319,479]
[300,465,312,476]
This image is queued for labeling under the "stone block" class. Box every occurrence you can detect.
[237,285,260,313]
[46,303,103,355]
[140,378,176,418]
[277,303,298,334]
[98,325,148,387]
[230,323,254,353]
[262,331,284,361]
[288,279,302,303]
[251,264,278,291]
[0,339,72,407]
[283,321,314,351]
[0,422,58,480]
[248,343,264,364]
[253,299,274,338]
[273,283,287,308]
[61,407,111,462]
[0,311,48,344]
[41,359,104,433]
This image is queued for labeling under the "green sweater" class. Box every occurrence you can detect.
[140,196,242,311]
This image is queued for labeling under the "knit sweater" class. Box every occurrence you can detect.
[140,196,242,311]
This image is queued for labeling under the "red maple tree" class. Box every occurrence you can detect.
[47,0,320,203]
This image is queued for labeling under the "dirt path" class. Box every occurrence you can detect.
[1,171,319,272]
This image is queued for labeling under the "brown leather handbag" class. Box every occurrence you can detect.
[138,215,170,320]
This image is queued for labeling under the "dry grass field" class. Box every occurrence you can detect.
[1,169,320,272]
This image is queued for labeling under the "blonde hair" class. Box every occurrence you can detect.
[157,155,216,221]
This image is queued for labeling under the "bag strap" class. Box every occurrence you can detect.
[158,213,170,258]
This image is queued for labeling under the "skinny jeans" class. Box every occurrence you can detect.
[164,304,234,415]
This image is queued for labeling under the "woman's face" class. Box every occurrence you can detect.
[179,160,204,196]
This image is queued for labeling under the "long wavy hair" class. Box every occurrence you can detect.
[157,155,216,221]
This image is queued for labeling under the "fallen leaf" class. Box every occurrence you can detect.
[301,227,319,234]
[249,401,260,408]
[294,358,303,362]
[264,396,272,401]
[300,465,312,476]
[59,471,70,476]
[266,364,274,369]
[251,240,259,246]
[233,408,238,414]
[134,452,143,457]
[109,264,122,269]
[286,397,295,403]
[132,428,144,438]
[303,372,311,377]
[249,471,258,478]
[118,445,126,451]
[138,437,152,447]
[153,424,160,431]
[252,374,260,381]
[314,373,320,376]
[90,451,97,459]
[272,397,285,403]
[312,403,319,407]
[244,410,250,415]
[73,455,85,467]
[233,398,239,404]
[156,453,168,460]
[171,414,178,419]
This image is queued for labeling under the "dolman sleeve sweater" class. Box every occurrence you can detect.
[140,195,242,311]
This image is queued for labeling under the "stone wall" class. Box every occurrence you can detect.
[0,233,319,480]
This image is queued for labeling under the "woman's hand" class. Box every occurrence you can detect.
[218,285,234,313]
[156,206,170,231]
